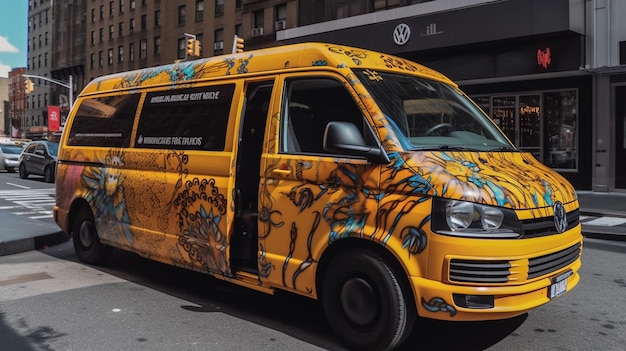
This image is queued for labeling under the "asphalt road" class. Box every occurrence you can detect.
[0,237,625,351]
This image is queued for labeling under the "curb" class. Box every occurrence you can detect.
[0,230,69,256]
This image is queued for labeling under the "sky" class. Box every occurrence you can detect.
[0,1,27,78]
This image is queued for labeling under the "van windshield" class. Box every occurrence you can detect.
[355,70,514,152]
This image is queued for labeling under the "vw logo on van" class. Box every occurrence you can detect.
[393,23,411,46]
[553,201,567,233]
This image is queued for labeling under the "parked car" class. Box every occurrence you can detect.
[19,140,59,183]
[0,144,23,172]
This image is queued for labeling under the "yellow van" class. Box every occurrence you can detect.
[54,43,582,350]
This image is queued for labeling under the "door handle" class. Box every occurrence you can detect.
[271,168,291,175]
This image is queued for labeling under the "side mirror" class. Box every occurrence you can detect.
[323,121,390,164]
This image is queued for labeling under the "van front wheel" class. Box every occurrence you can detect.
[321,250,415,351]
[72,207,112,264]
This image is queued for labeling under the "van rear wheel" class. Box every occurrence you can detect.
[321,249,415,351]
[72,207,112,264]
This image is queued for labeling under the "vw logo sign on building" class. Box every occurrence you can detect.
[393,23,411,46]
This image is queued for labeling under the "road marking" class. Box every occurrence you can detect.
[584,217,626,226]
[5,182,31,189]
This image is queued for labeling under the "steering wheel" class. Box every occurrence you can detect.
[424,123,454,136]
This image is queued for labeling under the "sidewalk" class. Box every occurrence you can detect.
[0,191,625,257]
[577,191,626,241]
[0,211,67,256]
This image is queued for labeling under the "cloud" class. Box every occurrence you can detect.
[0,63,10,77]
[0,35,19,53]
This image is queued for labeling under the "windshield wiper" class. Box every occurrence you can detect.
[486,146,517,152]
[409,145,481,151]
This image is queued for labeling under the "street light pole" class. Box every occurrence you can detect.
[22,74,73,111]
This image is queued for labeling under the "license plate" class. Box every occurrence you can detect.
[549,270,572,299]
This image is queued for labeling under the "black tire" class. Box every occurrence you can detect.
[43,165,55,183]
[19,163,28,179]
[321,249,416,351]
[72,207,112,264]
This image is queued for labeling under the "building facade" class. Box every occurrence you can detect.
[84,0,299,81]
[8,68,26,138]
[26,0,54,138]
[277,0,626,193]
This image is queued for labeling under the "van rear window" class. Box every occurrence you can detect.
[68,94,140,147]
[135,84,234,151]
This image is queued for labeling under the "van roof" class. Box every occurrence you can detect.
[81,42,455,95]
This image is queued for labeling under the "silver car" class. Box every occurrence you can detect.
[0,144,23,173]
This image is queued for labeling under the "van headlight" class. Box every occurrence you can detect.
[431,198,522,238]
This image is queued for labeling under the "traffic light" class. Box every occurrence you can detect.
[24,78,34,94]
[193,39,201,57]
[186,38,195,57]
[233,35,244,53]
[186,38,201,58]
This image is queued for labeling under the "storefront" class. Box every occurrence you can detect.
[280,0,593,189]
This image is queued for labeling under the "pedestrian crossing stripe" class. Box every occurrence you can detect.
[582,217,626,227]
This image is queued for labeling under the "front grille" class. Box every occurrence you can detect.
[449,242,581,284]
[449,260,511,283]
[528,242,581,279]
[520,209,580,238]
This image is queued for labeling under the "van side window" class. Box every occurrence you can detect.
[281,78,370,155]
[136,84,235,151]
[68,94,140,147]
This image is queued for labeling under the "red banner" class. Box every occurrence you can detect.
[48,106,61,132]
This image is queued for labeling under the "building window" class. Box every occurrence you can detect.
[91,8,95,23]
[253,10,264,36]
[109,1,114,17]
[118,45,124,62]
[100,5,104,19]
[130,18,135,33]
[129,42,135,61]
[44,52,48,66]
[119,22,124,37]
[130,0,135,10]
[154,10,160,27]
[108,48,114,64]
[374,0,401,10]
[215,0,223,16]
[99,51,103,67]
[196,0,204,21]
[177,38,186,59]
[275,4,287,30]
[99,28,104,42]
[214,28,223,53]
[141,14,146,30]
[119,0,124,13]
[140,39,147,59]
[153,36,160,55]
[109,25,114,40]
[45,32,48,45]
[90,53,95,69]
[178,5,186,26]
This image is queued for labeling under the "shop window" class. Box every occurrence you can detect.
[136,84,235,151]
[544,91,578,170]
[68,94,141,147]
[473,90,578,170]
